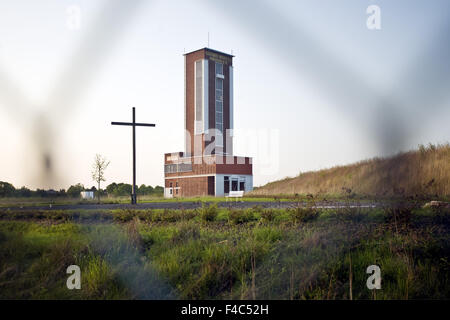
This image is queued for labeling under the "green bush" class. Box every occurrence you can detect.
[113,209,134,222]
[229,209,255,224]
[161,209,179,223]
[180,209,196,221]
[253,227,282,243]
[199,203,218,222]
[261,210,276,223]
[289,207,319,224]
[384,206,412,225]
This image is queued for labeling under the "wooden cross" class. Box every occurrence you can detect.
[111,107,155,204]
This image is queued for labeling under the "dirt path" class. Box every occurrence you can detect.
[1,201,382,211]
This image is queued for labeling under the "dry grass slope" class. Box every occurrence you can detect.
[251,143,450,198]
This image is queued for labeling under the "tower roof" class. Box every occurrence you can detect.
[183,47,234,58]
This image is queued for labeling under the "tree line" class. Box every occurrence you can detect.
[0,181,163,198]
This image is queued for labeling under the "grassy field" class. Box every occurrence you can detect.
[251,143,450,199]
[0,195,300,209]
[0,194,165,208]
[0,203,449,300]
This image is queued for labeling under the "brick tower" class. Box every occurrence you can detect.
[164,48,253,197]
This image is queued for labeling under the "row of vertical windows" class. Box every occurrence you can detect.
[224,176,245,193]
[215,62,224,144]
[195,60,203,134]
[194,60,224,144]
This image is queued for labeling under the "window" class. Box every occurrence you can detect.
[165,163,192,173]
[169,182,172,188]
[215,112,223,123]
[176,182,178,187]
[215,75,224,146]
[169,189,172,195]
[195,60,203,134]
[231,180,238,191]
[175,189,179,195]
[178,163,192,172]
[215,78,223,103]
[215,62,223,75]
[239,181,245,191]
[164,164,177,174]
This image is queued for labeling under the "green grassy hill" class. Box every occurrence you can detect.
[251,143,450,198]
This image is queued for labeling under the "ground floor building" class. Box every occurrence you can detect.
[164,153,253,198]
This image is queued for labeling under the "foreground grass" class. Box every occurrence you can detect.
[0,204,449,299]
[0,221,173,299]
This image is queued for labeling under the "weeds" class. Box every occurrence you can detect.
[229,209,255,225]
[199,203,218,222]
[261,210,276,223]
[289,207,319,224]
[0,204,449,300]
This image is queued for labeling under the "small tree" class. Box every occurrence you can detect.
[0,181,15,197]
[91,154,110,203]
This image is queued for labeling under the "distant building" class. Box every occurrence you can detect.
[164,48,253,198]
[80,191,94,200]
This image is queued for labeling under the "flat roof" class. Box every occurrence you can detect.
[183,47,235,58]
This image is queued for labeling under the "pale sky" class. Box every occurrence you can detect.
[0,0,449,190]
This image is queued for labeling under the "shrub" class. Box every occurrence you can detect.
[50,210,66,221]
[261,210,276,223]
[334,207,367,223]
[253,227,282,243]
[252,205,264,215]
[180,209,196,221]
[161,209,179,223]
[289,207,319,224]
[170,223,200,243]
[384,206,412,226]
[200,203,218,222]
[229,209,255,224]
[430,205,450,224]
[113,209,134,223]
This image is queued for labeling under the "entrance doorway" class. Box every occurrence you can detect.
[208,176,215,196]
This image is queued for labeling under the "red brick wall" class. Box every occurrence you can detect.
[185,50,206,157]
[216,157,252,175]
[185,48,234,157]
[166,176,211,197]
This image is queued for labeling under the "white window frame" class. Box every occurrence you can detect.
[215,62,223,76]
[215,62,224,147]
[194,59,209,135]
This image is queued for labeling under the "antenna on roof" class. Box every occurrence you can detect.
[207,31,210,48]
